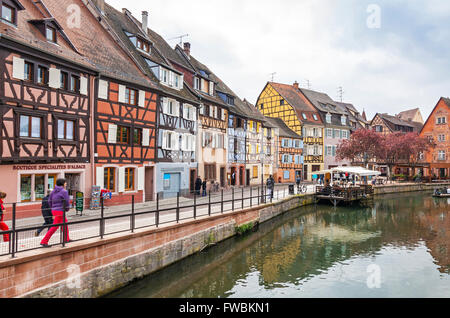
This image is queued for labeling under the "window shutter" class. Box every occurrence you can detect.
[212,134,217,149]
[98,80,108,99]
[12,57,25,80]
[96,167,104,189]
[174,133,180,150]
[318,146,323,156]
[175,101,181,117]
[137,167,145,191]
[138,90,146,107]
[108,124,117,144]
[118,167,125,193]
[162,131,168,149]
[209,81,214,95]
[179,74,184,89]
[221,109,226,121]
[162,98,168,114]
[181,134,187,151]
[80,76,88,95]
[118,85,126,103]
[49,68,61,89]
[142,128,150,146]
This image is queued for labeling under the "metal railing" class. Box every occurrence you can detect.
[0,185,296,259]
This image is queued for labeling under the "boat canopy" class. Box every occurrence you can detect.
[315,167,381,177]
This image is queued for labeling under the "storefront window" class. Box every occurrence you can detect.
[125,168,135,191]
[35,175,45,201]
[20,175,32,202]
[48,175,57,191]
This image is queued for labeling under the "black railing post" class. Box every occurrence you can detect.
[131,195,135,233]
[156,193,160,227]
[176,192,180,223]
[250,187,253,207]
[242,187,244,209]
[193,191,197,219]
[61,199,67,247]
[232,188,235,211]
[11,203,16,258]
[208,191,211,216]
[221,190,224,213]
[100,196,104,239]
[270,187,273,203]
[257,187,260,205]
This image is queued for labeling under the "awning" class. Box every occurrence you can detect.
[330,167,381,177]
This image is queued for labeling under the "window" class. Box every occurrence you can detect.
[19,115,42,138]
[280,99,284,105]
[438,151,446,161]
[326,128,333,138]
[375,126,383,132]
[161,69,168,84]
[125,88,138,105]
[437,117,447,125]
[294,140,302,149]
[70,75,80,92]
[125,168,135,191]
[57,119,75,140]
[46,26,57,43]
[37,66,48,85]
[253,166,258,179]
[1,4,15,24]
[104,168,116,192]
[133,128,142,144]
[194,77,200,90]
[60,72,68,90]
[341,116,347,125]
[35,175,45,201]
[136,39,150,53]
[116,126,130,144]
[302,113,307,120]
[260,103,264,110]
[326,113,332,124]
[438,134,446,142]
[20,175,32,202]
[24,62,34,82]
[284,171,290,180]
[313,114,318,121]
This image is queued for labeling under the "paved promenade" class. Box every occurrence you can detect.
[0,184,316,256]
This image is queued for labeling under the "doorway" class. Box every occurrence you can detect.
[231,167,236,186]
[190,169,197,195]
[246,169,250,186]
[145,167,154,202]
[220,167,226,188]
[239,166,244,186]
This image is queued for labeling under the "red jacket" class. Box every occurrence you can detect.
[0,199,5,222]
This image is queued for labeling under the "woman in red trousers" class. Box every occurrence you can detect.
[40,179,71,247]
[0,192,10,242]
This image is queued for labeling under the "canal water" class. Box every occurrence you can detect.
[107,192,450,298]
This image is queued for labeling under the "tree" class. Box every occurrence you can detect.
[336,129,384,168]
[399,133,436,178]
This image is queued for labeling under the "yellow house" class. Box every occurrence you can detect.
[256,82,325,181]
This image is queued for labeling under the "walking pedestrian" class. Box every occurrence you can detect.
[40,179,71,248]
[0,192,10,242]
[266,175,275,199]
[202,179,207,197]
[35,191,53,237]
[195,176,202,196]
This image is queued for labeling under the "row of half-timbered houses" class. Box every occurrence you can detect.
[0,0,292,217]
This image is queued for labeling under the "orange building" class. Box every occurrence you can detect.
[420,97,450,179]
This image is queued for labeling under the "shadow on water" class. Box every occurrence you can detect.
[106,192,450,298]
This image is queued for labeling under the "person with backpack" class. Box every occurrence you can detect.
[195,176,202,196]
[40,179,71,248]
[35,191,53,237]
[0,192,10,242]
[266,175,275,199]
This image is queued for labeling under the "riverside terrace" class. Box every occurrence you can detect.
[0,184,312,258]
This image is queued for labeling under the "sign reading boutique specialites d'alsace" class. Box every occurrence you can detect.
[12,165,86,171]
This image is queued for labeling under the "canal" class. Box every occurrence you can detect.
[107,192,450,298]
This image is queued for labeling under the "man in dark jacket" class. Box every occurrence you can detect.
[202,179,207,197]
[40,179,71,247]
[195,177,202,196]
[267,175,275,199]
[35,191,53,237]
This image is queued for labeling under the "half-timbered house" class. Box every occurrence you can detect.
[0,0,96,216]
[265,118,303,183]
[256,82,324,181]
[173,43,229,191]
[45,0,160,205]
[92,4,200,199]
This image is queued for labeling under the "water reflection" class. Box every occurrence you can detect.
[108,192,450,298]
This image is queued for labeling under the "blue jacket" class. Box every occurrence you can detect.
[49,186,70,212]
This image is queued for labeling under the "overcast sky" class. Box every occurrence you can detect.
[107,0,450,120]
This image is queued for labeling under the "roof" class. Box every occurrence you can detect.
[100,4,199,104]
[299,88,347,115]
[242,99,266,122]
[269,82,323,126]
[316,167,381,177]
[397,108,420,120]
[0,0,92,70]
[376,113,423,132]
[264,117,301,139]
[41,0,154,89]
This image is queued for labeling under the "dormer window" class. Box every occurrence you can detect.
[136,38,150,53]
[313,114,318,121]
[326,113,332,124]
[302,113,307,120]
[46,26,56,43]
[341,115,347,125]
[1,4,15,24]
[194,77,200,90]
[37,66,48,85]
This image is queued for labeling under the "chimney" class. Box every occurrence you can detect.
[183,42,191,56]
[142,11,148,34]
[93,0,105,14]
[293,81,299,89]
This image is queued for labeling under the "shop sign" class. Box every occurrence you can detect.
[13,165,86,171]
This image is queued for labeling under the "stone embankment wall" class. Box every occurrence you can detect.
[374,182,450,195]
[0,194,315,298]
